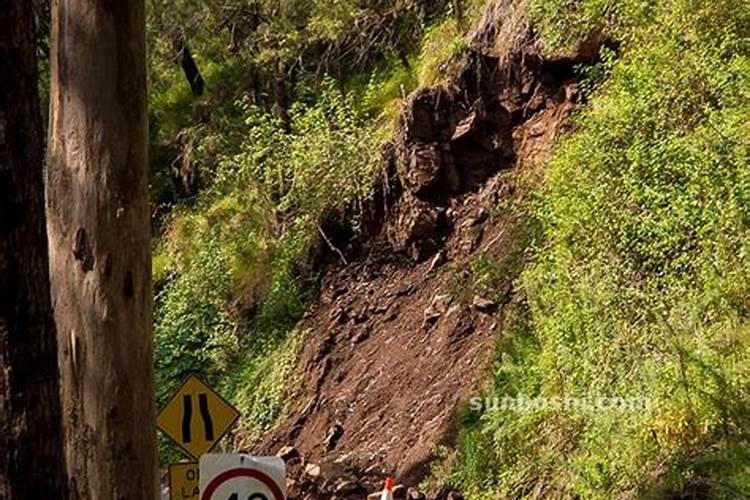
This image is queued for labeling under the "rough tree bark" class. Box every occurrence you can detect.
[47,0,157,498]
[0,2,68,498]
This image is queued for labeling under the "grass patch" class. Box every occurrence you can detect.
[448,0,750,498]
[222,327,308,446]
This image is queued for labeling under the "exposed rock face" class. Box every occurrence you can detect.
[384,25,589,263]
[394,70,510,201]
[386,191,447,261]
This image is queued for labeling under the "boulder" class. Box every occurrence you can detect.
[407,486,426,499]
[393,484,407,498]
[334,479,363,494]
[423,294,453,328]
[427,251,447,274]
[304,463,321,478]
[276,445,300,463]
[324,422,344,451]
[472,295,497,313]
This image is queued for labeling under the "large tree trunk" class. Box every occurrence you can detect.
[0,2,68,498]
[47,1,157,498]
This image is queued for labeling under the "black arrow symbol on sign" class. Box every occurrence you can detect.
[199,393,214,440]
[181,393,215,443]
[182,395,192,443]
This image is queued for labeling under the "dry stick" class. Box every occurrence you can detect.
[481,227,506,253]
[318,225,348,266]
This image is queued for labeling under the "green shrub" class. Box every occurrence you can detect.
[221,328,307,445]
[153,78,383,462]
[417,17,470,86]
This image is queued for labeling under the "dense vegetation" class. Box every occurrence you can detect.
[448,0,749,498]
[149,0,749,496]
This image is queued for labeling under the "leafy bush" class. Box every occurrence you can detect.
[451,0,750,497]
[153,78,384,461]
[221,328,307,446]
[416,17,470,86]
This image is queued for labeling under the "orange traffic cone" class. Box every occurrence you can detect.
[380,476,395,500]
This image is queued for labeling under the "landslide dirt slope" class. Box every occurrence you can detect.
[253,2,599,497]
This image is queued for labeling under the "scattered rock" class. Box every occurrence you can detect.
[461,207,489,228]
[407,487,426,500]
[286,479,299,499]
[314,336,335,363]
[304,463,321,478]
[334,479,363,494]
[351,327,371,345]
[324,422,344,451]
[423,294,452,328]
[354,311,368,324]
[276,445,300,463]
[472,295,497,313]
[475,207,489,225]
[363,464,383,476]
[374,303,390,314]
[329,307,348,324]
[384,307,399,322]
[392,484,407,498]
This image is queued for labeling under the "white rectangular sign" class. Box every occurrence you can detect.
[199,454,286,500]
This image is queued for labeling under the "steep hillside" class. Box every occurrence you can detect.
[252,4,601,496]
[150,0,749,498]
[448,1,749,499]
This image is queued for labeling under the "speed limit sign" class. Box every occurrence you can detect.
[199,454,286,500]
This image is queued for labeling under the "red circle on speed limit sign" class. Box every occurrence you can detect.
[200,468,285,500]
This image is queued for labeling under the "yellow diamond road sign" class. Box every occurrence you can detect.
[157,374,240,459]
